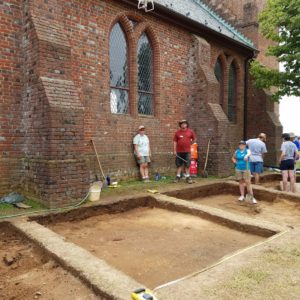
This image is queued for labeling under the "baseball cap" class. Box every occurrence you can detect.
[239,140,246,145]
[289,132,295,138]
[282,133,290,140]
[178,119,188,126]
[138,125,145,130]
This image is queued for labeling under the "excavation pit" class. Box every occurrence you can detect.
[258,173,300,192]
[0,222,97,300]
[165,182,300,226]
[31,196,270,289]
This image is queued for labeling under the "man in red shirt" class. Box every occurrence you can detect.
[173,120,196,183]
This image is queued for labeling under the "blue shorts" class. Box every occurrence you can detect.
[250,162,264,174]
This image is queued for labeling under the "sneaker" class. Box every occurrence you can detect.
[238,196,245,201]
[173,176,180,183]
[186,176,193,184]
[252,198,257,204]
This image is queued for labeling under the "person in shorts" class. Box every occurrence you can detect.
[280,133,298,192]
[246,133,267,184]
[133,125,151,182]
[232,141,256,204]
[173,120,196,184]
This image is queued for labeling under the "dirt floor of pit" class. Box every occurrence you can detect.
[192,194,300,227]
[0,224,98,300]
[47,207,264,289]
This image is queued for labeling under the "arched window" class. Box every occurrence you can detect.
[137,32,153,115]
[228,63,237,122]
[214,58,224,107]
[109,23,129,114]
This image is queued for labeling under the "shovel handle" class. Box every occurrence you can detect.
[203,138,211,171]
[175,154,188,163]
[90,139,106,181]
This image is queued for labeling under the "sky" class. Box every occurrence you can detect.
[279,96,300,135]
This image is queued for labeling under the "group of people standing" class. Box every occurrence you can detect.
[133,120,299,203]
[233,132,300,204]
[133,120,196,184]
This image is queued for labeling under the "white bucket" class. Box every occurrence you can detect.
[88,181,102,202]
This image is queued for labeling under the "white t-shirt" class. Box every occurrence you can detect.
[281,141,298,160]
[246,138,267,162]
[133,134,150,156]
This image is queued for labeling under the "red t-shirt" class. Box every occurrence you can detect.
[173,128,196,153]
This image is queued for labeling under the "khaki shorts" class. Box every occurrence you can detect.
[236,170,251,181]
[136,156,151,165]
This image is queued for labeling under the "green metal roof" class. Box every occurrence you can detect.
[155,0,256,49]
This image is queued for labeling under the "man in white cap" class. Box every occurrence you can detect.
[133,125,151,182]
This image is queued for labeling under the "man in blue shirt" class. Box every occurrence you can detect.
[291,133,300,150]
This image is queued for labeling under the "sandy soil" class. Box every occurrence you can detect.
[192,194,300,227]
[260,180,300,193]
[156,228,300,300]
[260,181,281,189]
[48,207,263,289]
[0,224,97,300]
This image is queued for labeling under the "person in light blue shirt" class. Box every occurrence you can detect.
[246,133,267,185]
[280,133,298,192]
[232,141,256,204]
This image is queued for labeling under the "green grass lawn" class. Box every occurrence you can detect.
[0,175,218,218]
[100,175,175,196]
[100,174,218,197]
[0,197,46,218]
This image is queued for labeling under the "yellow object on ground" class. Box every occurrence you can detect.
[132,288,158,300]
[108,184,121,188]
[147,189,159,194]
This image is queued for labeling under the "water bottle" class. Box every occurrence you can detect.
[106,175,111,186]
[155,172,160,181]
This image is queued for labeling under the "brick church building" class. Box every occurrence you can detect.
[0,0,282,207]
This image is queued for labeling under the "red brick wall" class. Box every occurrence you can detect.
[203,0,282,165]
[1,0,259,206]
[0,0,23,193]
[186,36,246,176]
[60,0,249,179]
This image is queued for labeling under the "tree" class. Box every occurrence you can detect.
[250,0,300,101]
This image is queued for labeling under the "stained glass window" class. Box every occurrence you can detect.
[137,33,153,115]
[214,58,224,107]
[228,63,237,122]
[109,23,129,114]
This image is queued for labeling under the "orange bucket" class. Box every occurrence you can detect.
[191,143,198,160]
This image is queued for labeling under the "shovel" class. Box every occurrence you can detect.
[90,139,108,187]
[202,138,211,178]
